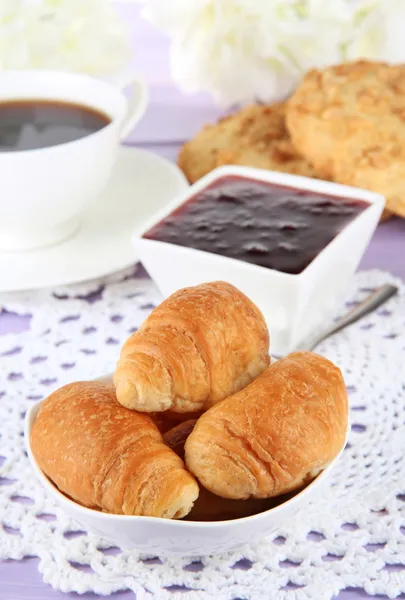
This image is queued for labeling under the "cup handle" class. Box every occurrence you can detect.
[111,72,148,141]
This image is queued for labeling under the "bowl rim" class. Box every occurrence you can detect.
[131,165,385,280]
[25,397,348,528]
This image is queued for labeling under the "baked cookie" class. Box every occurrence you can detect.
[287,60,405,217]
[380,208,393,222]
[178,103,317,184]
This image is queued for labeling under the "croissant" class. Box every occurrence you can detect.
[185,352,348,500]
[96,375,203,434]
[31,381,199,518]
[163,420,283,522]
[114,281,270,413]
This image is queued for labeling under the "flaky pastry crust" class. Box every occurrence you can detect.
[164,420,284,521]
[185,352,348,500]
[31,381,199,518]
[114,282,270,414]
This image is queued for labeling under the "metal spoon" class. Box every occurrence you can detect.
[293,283,398,353]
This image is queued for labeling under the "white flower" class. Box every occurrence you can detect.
[141,0,405,106]
[353,0,405,64]
[0,0,130,76]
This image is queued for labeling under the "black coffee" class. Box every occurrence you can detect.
[0,100,111,151]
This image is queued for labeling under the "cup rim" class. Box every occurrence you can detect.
[0,69,131,155]
[25,398,348,529]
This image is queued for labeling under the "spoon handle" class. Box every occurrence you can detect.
[295,284,399,352]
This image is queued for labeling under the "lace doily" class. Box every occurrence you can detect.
[1,267,405,600]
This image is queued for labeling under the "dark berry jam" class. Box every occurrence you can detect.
[143,176,369,275]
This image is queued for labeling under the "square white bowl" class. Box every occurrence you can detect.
[132,166,384,356]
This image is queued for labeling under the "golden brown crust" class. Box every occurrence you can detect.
[332,126,405,216]
[31,381,199,518]
[287,60,405,216]
[94,379,204,434]
[178,103,317,183]
[163,419,286,521]
[114,282,270,414]
[185,352,348,500]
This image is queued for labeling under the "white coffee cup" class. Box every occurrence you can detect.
[0,70,148,252]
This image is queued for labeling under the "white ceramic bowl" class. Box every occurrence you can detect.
[25,401,346,556]
[132,166,384,356]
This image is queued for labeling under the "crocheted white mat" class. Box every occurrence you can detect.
[0,268,404,600]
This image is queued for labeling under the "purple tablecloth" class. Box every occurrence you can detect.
[1,3,405,599]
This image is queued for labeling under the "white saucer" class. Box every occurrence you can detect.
[0,147,188,292]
